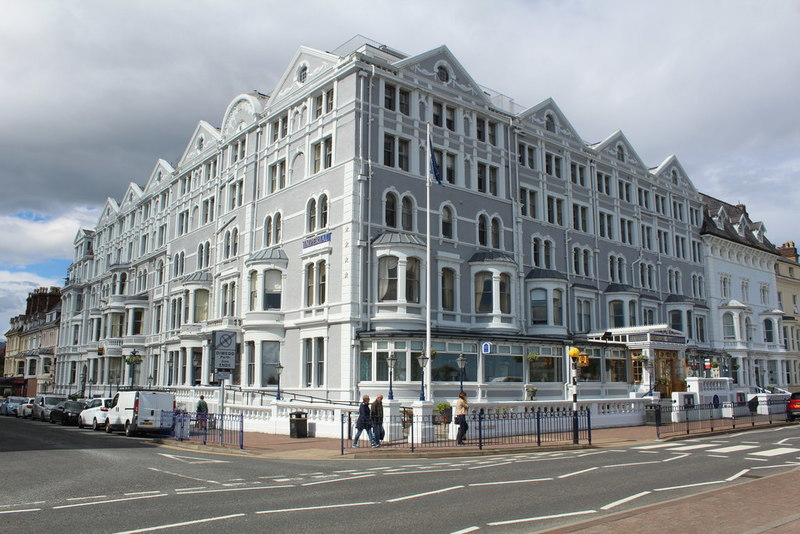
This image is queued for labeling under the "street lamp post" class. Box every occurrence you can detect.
[387,352,397,401]
[456,354,467,394]
[417,352,429,401]
[275,362,284,401]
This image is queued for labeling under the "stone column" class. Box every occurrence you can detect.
[201,340,210,386]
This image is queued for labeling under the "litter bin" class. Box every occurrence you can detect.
[290,411,308,438]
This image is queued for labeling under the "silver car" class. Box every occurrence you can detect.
[31,395,68,421]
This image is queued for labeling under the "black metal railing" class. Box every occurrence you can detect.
[341,408,591,454]
[649,399,788,439]
[164,410,244,449]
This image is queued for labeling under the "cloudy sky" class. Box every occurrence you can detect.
[1,0,799,339]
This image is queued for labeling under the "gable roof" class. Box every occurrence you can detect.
[394,45,493,108]
[590,130,647,171]
[518,98,584,144]
[176,120,222,170]
[267,46,339,110]
[142,159,175,194]
[651,155,699,196]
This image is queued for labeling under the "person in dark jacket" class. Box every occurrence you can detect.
[371,394,385,445]
[353,395,378,448]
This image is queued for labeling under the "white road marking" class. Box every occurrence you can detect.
[366,466,393,471]
[174,487,206,492]
[383,468,460,476]
[558,467,598,479]
[332,469,358,473]
[125,491,162,496]
[147,467,221,485]
[667,444,717,451]
[54,494,167,509]
[488,509,596,526]
[0,501,45,508]
[450,527,480,534]
[633,443,682,449]
[0,508,41,515]
[302,474,375,486]
[66,495,107,501]
[726,469,750,481]
[750,447,800,457]
[654,480,726,492]
[707,455,730,459]
[386,485,464,503]
[114,513,245,533]
[256,502,377,514]
[745,457,769,461]
[468,461,512,470]
[469,477,552,487]
[156,453,228,464]
[174,484,294,495]
[601,491,651,510]
[753,462,800,470]
[662,453,690,462]
[707,445,759,453]
[603,461,660,468]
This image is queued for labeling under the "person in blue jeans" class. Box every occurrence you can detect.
[353,395,378,448]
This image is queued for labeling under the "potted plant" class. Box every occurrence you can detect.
[526,353,539,362]
[435,402,451,424]
[633,353,649,362]
[711,362,719,369]
[526,386,538,400]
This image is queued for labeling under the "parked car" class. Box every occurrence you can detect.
[0,396,27,416]
[106,390,175,436]
[50,401,87,425]
[79,397,114,430]
[31,395,68,422]
[787,392,800,421]
[17,397,37,418]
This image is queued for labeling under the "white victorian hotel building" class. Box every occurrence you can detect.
[54,37,796,407]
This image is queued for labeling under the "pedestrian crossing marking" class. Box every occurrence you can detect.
[667,444,717,451]
[707,445,759,453]
[749,447,800,457]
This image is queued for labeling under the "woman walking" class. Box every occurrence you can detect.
[455,391,469,445]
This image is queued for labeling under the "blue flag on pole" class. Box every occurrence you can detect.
[428,137,443,186]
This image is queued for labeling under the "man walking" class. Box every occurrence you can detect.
[196,395,209,431]
[371,394,385,445]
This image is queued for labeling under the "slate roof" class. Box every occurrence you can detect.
[700,193,779,255]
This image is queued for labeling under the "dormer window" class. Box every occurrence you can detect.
[616,145,625,162]
[671,170,679,185]
[436,65,450,83]
[197,136,204,151]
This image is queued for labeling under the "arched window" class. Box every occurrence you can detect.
[616,145,625,162]
[491,218,501,249]
[274,213,282,243]
[609,300,625,327]
[475,271,493,313]
[385,192,398,227]
[223,231,231,259]
[156,260,164,285]
[441,267,455,311]
[249,271,258,311]
[478,215,488,246]
[764,319,774,343]
[307,198,317,231]
[318,260,327,305]
[545,114,555,133]
[722,312,735,339]
[543,240,553,269]
[436,65,449,82]
[401,196,413,231]
[378,256,398,301]
[305,263,315,306]
[441,206,454,239]
[231,228,239,256]
[319,194,328,228]
[264,216,273,246]
[119,273,127,295]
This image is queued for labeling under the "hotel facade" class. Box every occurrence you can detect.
[52,37,793,405]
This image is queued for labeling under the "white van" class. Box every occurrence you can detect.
[105,390,176,436]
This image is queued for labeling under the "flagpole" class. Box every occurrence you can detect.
[425,123,432,403]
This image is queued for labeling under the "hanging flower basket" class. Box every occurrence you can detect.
[125,355,143,365]
[633,354,649,362]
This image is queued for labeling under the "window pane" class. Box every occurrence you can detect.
[484,355,523,382]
